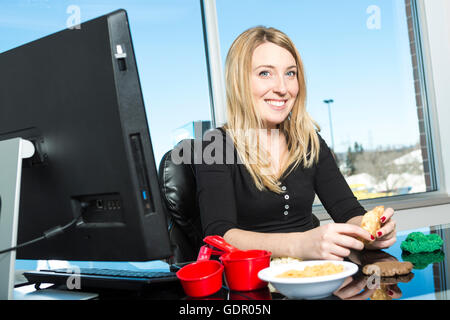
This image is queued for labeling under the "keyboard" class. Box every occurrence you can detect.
[23,267,179,291]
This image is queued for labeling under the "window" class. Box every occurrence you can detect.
[211,0,434,203]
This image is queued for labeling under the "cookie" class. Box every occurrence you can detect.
[378,272,414,284]
[359,206,384,244]
[363,272,414,284]
[370,285,392,300]
[362,261,413,277]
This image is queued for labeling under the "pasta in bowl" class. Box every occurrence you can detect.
[258,260,358,299]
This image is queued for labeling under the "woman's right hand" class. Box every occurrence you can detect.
[291,223,373,260]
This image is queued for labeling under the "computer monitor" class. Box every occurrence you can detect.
[0,10,172,262]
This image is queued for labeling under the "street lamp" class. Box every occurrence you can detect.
[323,99,335,151]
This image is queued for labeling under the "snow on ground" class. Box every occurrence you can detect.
[345,149,426,195]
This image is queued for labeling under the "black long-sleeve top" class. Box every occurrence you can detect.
[195,128,366,237]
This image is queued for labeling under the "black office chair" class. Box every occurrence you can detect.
[158,139,321,264]
[159,139,203,264]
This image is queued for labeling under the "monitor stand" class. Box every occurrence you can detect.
[0,138,35,300]
[0,138,99,300]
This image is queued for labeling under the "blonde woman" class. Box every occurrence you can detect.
[195,26,396,260]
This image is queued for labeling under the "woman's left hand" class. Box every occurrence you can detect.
[365,207,397,250]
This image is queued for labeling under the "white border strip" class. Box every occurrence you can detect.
[202,0,227,127]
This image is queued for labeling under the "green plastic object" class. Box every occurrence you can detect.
[400,232,443,254]
[402,251,445,269]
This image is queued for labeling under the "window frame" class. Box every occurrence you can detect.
[200,0,450,220]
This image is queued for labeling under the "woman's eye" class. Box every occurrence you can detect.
[259,70,270,77]
[286,70,296,77]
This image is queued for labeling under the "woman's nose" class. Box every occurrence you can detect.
[273,75,288,95]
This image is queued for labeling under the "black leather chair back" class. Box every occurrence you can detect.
[158,139,203,263]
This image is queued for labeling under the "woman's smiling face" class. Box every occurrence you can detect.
[251,42,299,129]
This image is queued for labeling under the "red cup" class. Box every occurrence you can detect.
[176,259,224,298]
[220,249,271,291]
[204,236,272,291]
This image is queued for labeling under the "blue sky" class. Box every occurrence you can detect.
[0,0,420,164]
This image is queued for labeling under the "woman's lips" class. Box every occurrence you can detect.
[265,99,288,109]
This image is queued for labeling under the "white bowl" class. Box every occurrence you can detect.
[258,260,358,300]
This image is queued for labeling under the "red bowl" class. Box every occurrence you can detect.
[176,260,224,297]
[220,250,271,291]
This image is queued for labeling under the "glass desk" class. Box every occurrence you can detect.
[14,223,450,300]
[333,223,449,300]
[184,223,450,300]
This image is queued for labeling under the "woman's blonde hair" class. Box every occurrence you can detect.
[224,26,321,193]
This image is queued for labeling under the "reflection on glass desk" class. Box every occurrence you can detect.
[15,223,450,300]
[332,223,449,300]
[187,223,448,301]
[373,223,449,300]
[189,223,450,300]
